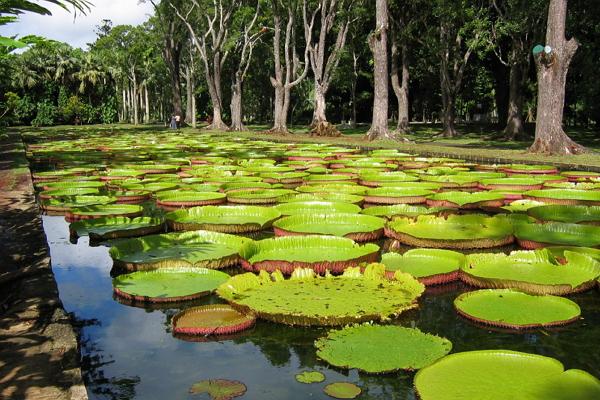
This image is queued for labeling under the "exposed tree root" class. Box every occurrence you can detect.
[228,124,248,132]
[365,127,399,141]
[265,127,291,135]
[528,130,589,155]
[204,122,230,131]
[310,121,341,137]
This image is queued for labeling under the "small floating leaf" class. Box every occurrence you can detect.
[295,371,325,384]
[189,379,247,400]
[324,382,361,399]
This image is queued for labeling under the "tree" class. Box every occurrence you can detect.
[229,1,264,131]
[434,0,488,137]
[305,0,354,137]
[171,0,240,130]
[529,0,586,154]
[489,0,546,139]
[365,0,391,140]
[149,0,187,121]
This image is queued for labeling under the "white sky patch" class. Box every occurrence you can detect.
[0,0,155,49]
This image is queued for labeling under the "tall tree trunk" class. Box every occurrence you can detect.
[529,0,586,154]
[504,60,525,139]
[121,88,127,122]
[144,85,150,123]
[230,73,245,131]
[366,0,393,140]
[313,83,327,124]
[350,50,358,128]
[441,87,457,137]
[185,65,193,124]
[191,88,196,128]
[165,45,183,119]
[391,38,409,133]
[131,72,138,126]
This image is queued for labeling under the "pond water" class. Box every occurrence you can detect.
[43,215,600,400]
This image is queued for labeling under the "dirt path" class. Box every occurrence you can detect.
[0,132,87,399]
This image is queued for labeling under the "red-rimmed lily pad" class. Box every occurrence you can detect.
[323,382,362,399]
[189,378,247,400]
[173,305,256,336]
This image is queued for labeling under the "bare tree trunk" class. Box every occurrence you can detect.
[391,37,409,134]
[191,88,196,128]
[185,65,193,124]
[268,1,313,134]
[121,88,127,122]
[144,84,150,123]
[366,0,393,140]
[504,59,525,139]
[350,50,358,128]
[131,71,138,125]
[230,73,245,131]
[529,0,586,154]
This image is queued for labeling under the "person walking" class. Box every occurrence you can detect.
[170,115,177,129]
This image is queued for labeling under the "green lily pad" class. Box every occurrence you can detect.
[274,201,361,216]
[525,189,600,204]
[515,221,600,248]
[166,205,281,233]
[217,264,424,326]
[360,204,441,219]
[109,230,252,271]
[426,191,504,207]
[316,325,452,373]
[69,216,164,240]
[386,214,514,249]
[295,184,367,195]
[240,235,379,274]
[323,382,362,399]
[454,289,581,329]
[189,379,247,400]
[527,205,600,224]
[501,199,545,213]
[463,250,600,295]
[280,192,364,205]
[414,350,600,400]
[273,213,385,241]
[66,204,143,222]
[226,189,296,204]
[113,268,230,302]
[381,249,465,284]
[295,371,325,384]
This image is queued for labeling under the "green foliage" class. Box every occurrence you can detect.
[31,100,56,126]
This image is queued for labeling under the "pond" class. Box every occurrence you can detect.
[43,215,600,400]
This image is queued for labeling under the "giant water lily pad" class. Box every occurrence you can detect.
[156,191,226,209]
[323,383,361,399]
[479,177,545,191]
[173,304,255,336]
[381,249,465,284]
[414,350,600,400]
[295,184,367,195]
[40,195,117,213]
[527,205,600,224]
[514,221,600,248]
[39,187,100,199]
[385,214,514,249]
[189,379,247,400]
[360,204,442,219]
[66,203,143,222]
[295,371,325,384]
[69,216,164,240]
[315,325,452,373]
[274,201,361,216]
[240,235,379,274]
[462,250,600,295]
[524,189,600,205]
[226,189,295,204]
[167,205,281,233]
[217,265,424,326]
[454,289,581,329]
[281,192,364,205]
[109,231,252,271]
[113,268,230,302]
[273,213,385,242]
[426,191,504,208]
[364,187,434,204]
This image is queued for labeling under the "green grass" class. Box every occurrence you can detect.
[14,122,600,170]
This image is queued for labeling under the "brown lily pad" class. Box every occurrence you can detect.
[189,379,247,400]
[324,382,361,399]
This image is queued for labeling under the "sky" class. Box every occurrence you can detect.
[0,0,155,49]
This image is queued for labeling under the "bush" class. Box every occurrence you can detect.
[100,97,118,124]
[31,101,57,127]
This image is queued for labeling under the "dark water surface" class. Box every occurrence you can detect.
[43,216,600,400]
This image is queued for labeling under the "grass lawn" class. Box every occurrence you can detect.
[14,121,600,169]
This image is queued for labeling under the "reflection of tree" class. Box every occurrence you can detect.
[73,316,141,400]
[233,322,326,369]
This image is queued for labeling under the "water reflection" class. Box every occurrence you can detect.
[43,215,600,400]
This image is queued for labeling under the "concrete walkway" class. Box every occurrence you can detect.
[0,132,87,399]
